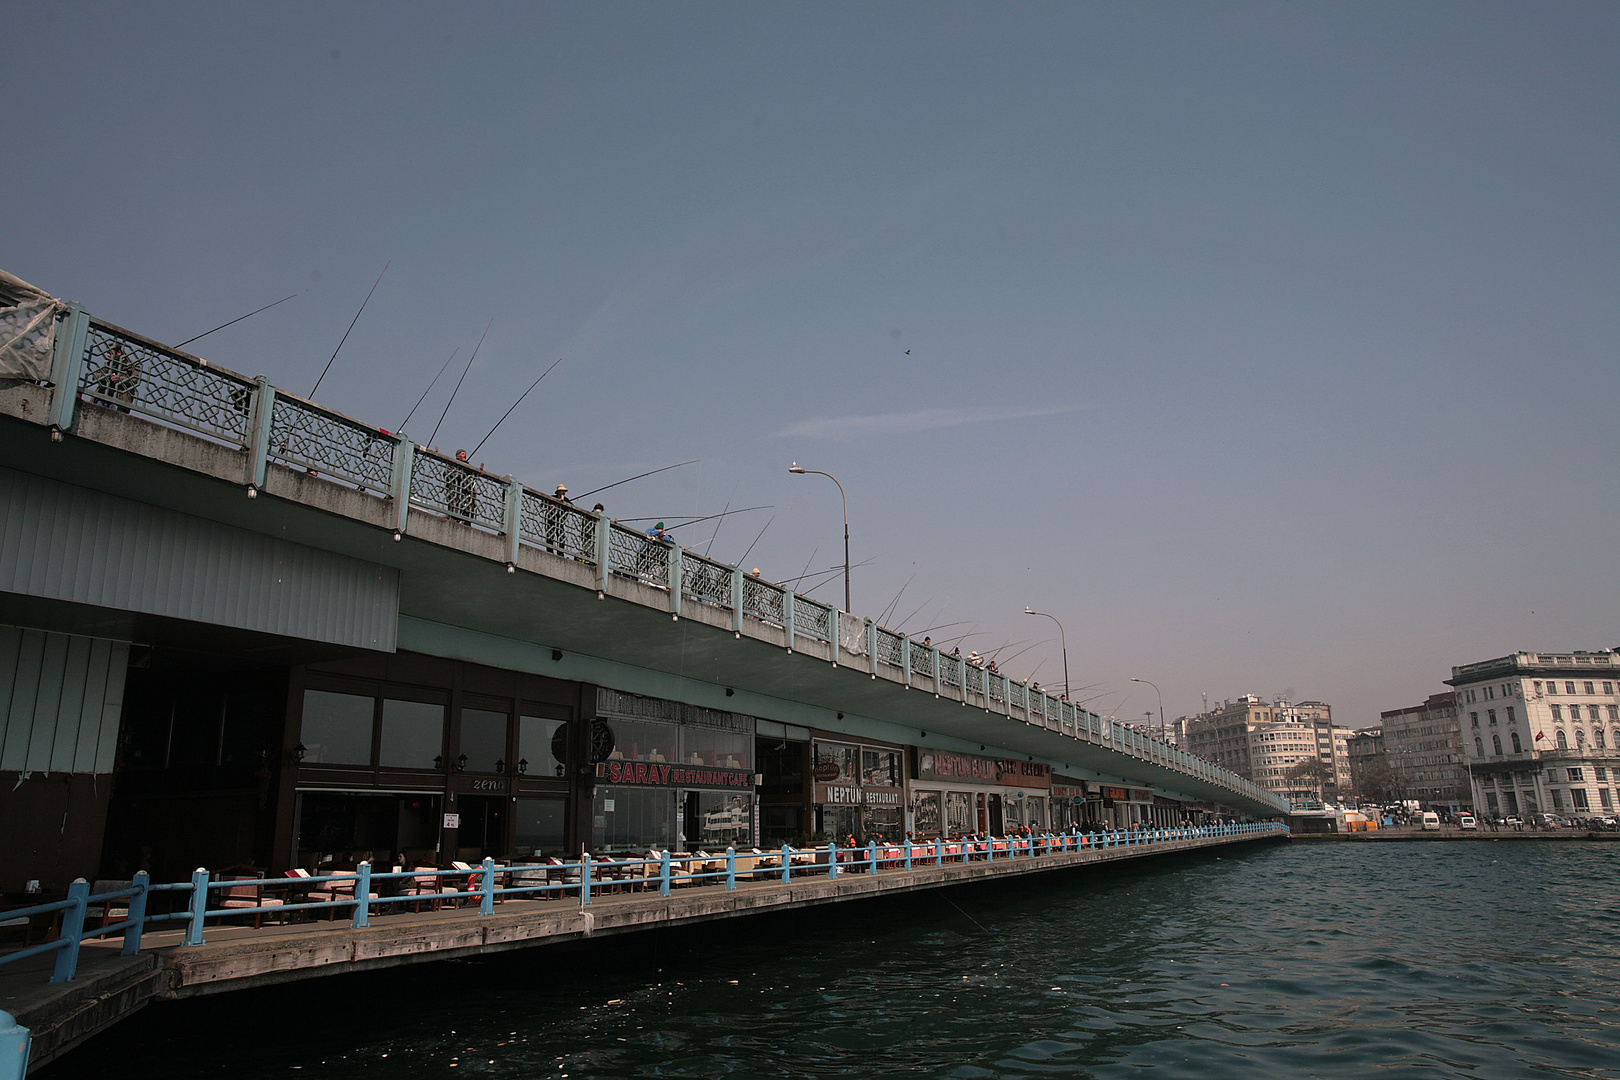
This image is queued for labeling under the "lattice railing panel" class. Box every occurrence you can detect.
[966,665,985,694]
[875,630,904,667]
[519,491,596,564]
[910,646,935,678]
[793,599,832,643]
[81,323,255,447]
[269,397,395,495]
[742,577,784,626]
[989,676,1006,703]
[609,523,669,587]
[410,452,507,531]
[681,553,733,610]
[941,658,962,688]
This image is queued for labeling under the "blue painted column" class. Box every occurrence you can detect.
[245,377,275,491]
[389,440,415,537]
[45,302,89,434]
[594,513,611,593]
[502,480,522,567]
[0,1010,30,1080]
[901,637,912,688]
[122,871,149,956]
[782,592,795,652]
[50,880,88,983]
[184,869,210,946]
[731,568,744,632]
[668,545,682,616]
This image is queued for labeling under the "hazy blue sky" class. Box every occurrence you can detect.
[5,2,1616,729]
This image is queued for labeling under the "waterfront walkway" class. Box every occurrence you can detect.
[4,827,1283,1072]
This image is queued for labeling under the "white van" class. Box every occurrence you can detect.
[1420,811,1441,831]
[1458,813,1477,831]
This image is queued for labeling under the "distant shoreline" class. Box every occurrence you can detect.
[1289,831,1618,842]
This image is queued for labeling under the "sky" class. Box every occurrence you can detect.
[4,2,1616,730]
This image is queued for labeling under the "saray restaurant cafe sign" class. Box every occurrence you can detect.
[601,760,755,789]
[916,750,1051,788]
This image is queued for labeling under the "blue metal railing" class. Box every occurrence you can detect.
[49,315,1287,815]
[0,824,1287,989]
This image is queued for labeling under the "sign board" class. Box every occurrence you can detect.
[442,813,461,829]
[915,749,1051,789]
[601,760,754,789]
[812,761,842,782]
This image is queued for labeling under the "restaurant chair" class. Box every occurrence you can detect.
[218,875,286,928]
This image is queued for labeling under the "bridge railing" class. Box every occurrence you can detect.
[0,823,1288,987]
[48,313,1287,815]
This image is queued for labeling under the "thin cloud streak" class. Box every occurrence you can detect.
[777,404,1084,440]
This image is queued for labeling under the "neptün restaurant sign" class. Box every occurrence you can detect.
[813,784,904,806]
[915,750,1051,789]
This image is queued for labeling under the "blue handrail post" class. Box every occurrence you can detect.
[122,871,149,956]
[935,839,943,867]
[827,840,839,879]
[480,858,496,915]
[867,841,877,875]
[903,840,912,871]
[352,862,372,928]
[580,855,592,906]
[0,1009,30,1080]
[725,847,736,891]
[660,850,672,897]
[49,879,89,983]
[780,845,791,885]
[184,869,209,946]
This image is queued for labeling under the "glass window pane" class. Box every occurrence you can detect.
[601,718,679,762]
[593,786,677,851]
[380,699,444,769]
[519,715,566,777]
[460,708,508,772]
[301,690,374,765]
[514,797,566,857]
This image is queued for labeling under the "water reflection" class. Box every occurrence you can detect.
[53,843,1620,1079]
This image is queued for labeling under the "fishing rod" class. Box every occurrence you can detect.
[470,355,564,457]
[311,263,389,397]
[704,484,738,557]
[661,506,773,531]
[794,546,819,595]
[398,347,458,434]
[428,318,490,449]
[176,290,305,349]
[914,619,970,637]
[575,460,699,501]
[893,596,935,634]
[877,573,916,627]
[775,557,877,587]
[737,515,774,568]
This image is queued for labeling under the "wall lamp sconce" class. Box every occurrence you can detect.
[455,753,468,772]
[495,758,506,774]
[290,743,307,764]
[434,755,444,770]
[517,758,529,775]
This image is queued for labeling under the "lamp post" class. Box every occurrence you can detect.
[1131,677,1164,741]
[1023,608,1069,699]
[788,463,850,613]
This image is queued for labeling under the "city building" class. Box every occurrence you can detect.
[1346,727,1386,800]
[1376,692,1468,810]
[1185,696,1343,806]
[1448,650,1620,821]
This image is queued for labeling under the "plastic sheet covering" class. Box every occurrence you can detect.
[839,611,866,655]
[0,269,58,382]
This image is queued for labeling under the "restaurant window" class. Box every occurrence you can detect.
[593,787,676,851]
[520,714,566,778]
[301,689,374,765]
[460,708,509,773]
[814,743,859,783]
[513,798,566,857]
[380,699,444,769]
[684,724,752,769]
[945,791,974,834]
[861,748,901,786]
[604,717,680,762]
[913,791,941,835]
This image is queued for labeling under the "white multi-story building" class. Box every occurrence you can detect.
[1447,650,1620,820]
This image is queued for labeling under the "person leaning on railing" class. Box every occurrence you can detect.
[446,450,476,524]
[91,342,142,412]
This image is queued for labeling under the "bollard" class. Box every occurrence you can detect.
[352,862,372,928]
[480,857,496,915]
[725,847,736,891]
[50,880,89,983]
[184,869,210,947]
[660,850,673,897]
[122,871,149,956]
[0,1010,30,1080]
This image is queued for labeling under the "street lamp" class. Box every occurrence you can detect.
[788,463,851,613]
[1023,608,1070,698]
[1131,677,1164,741]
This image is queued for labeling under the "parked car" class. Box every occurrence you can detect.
[1458,814,1477,831]
[1420,811,1441,831]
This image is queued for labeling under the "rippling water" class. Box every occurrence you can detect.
[58,840,1620,1079]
